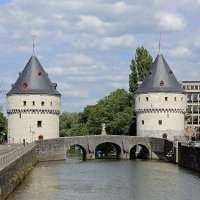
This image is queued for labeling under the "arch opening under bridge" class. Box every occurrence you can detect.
[95,142,121,160]
[66,144,87,161]
[129,144,150,160]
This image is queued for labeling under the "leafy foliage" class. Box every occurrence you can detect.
[129,46,153,97]
[60,89,133,136]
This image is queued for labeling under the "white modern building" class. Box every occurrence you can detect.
[182,81,200,131]
[7,55,61,143]
[135,54,187,141]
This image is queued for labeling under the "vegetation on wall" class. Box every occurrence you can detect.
[60,46,153,137]
[0,111,7,143]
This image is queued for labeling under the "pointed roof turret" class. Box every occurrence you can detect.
[136,54,183,94]
[7,55,61,96]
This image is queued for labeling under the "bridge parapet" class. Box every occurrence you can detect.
[36,135,172,161]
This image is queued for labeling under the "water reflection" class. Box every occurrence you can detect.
[8,160,200,200]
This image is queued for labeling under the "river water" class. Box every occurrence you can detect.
[8,160,200,200]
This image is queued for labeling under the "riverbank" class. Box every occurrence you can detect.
[0,144,37,200]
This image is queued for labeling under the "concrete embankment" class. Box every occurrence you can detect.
[178,143,200,172]
[0,144,38,200]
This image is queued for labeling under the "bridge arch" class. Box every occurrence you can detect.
[67,144,87,161]
[129,144,150,160]
[95,142,121,159]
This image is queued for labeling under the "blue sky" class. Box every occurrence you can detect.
[0,0,200,112]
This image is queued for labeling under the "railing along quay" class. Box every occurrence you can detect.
[0,143,36,171]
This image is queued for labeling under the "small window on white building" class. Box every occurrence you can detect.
[158,120,162,125]
[41,101,45,106]
[174,97,176,101]
[50,101,53,106]
[23,101,26,106]
[146,97,149,101]
[32,101,35,106]
[37,121,42,128]
[165,97,168,101]
[142,120,144,125]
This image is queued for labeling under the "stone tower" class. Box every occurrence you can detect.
[7,55,61,143]
[135,54,186,141]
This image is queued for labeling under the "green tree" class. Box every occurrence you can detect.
[59,112,88,137]
[0,112,7,142]
[80,89,133,135]
[129,46,153,97]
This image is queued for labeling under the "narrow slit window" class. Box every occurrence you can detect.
[37,121,42,128]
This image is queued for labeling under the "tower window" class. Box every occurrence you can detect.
[32,101,35,106]
[158,120,162,125]
[174,97,176,101]
[19,113,21,119]
[41,101,45,106]
[160,80,164,86]
[23,101,26,106]
[142,120,144,125]
[165,97,168,101]
[146,97,149,101]
[37,121,42,128]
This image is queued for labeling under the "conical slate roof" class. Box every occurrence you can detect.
[136,54,183,94]
[7,55,61,96]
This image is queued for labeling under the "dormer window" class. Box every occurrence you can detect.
[41,101,45,106]
[38,72,42,76]
[22,82,28,89]
[160,80,164,86]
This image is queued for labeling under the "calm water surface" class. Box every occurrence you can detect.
[8,160,200,200]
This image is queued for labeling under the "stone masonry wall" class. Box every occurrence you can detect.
[0,147,38,200]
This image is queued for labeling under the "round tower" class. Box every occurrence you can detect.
[7,55,61,143]
[135,54,186,141]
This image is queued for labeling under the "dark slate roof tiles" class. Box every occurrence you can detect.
[7,56,61,96]
[136,54,183,94]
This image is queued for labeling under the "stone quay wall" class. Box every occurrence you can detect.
[178,144,200,172]
[0,144,37,200]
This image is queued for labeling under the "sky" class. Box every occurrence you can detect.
[0,0,200,112]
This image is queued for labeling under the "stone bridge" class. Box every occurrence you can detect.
[36,135,173,161]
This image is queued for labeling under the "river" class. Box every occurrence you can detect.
[8,160,200,200]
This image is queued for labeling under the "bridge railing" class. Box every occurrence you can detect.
[0,143,36,171]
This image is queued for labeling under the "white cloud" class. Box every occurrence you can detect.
[77,15,110,35]
[0,0,199,111]
[113,1,129,14]
[169,47,191,57]
[156,12,186,31]
[100,35,135,50]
